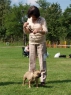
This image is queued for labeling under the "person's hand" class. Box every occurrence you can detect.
[23,22,29,28]
[33,29,38,34]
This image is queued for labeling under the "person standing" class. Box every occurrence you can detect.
[23,6,48,86]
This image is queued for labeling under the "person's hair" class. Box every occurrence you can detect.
[27,6,40,18]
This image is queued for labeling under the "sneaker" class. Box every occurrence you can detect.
[40,82,45,86]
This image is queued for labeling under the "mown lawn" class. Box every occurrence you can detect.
[0,46,71,95]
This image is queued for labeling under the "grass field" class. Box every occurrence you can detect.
[0,46,71,95]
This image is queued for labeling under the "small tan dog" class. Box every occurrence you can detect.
[22,70,41,88]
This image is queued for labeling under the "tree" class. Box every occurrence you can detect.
[4,3,29,43]
[45,3,62,43]
[36,0,50,9]
[0,0,11,40]
[63,5,71,40]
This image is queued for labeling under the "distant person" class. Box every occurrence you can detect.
[24,44,29,57]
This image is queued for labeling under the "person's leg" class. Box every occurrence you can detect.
[37,43,47,83]
[24,51,27,56]
[26,51,29,57]
[29,44,37,71]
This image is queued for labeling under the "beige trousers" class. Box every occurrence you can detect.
[29,42,47,82]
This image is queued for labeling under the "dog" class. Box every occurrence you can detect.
[59,55,66,58]
[22,70,41,88]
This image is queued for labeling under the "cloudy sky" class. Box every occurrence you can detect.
[11,0,71,11]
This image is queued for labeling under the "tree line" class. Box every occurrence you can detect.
[0,0,71,45]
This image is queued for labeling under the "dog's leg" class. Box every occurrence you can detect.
[29,81,31,88]
[22,77,26,86]
[35,79,38,88]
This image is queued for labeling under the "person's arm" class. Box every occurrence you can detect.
[39,18,48,34]
[23,22,31,34]
[33,18,48,35]
[23,18,34,34]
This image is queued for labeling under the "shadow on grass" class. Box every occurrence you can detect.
[0,81,52,89]
[38,84,53,88]
[0,81,53,88]
[0,81,22,86]
[39,79,71,88]
[47,79,71,84]
[1,79,71,88]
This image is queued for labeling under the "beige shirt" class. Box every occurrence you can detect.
[27,16,48,44]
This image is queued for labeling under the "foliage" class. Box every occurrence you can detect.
[0,0,11,40]
[4,4,29,42]
[36,0,50,9]
[63,5,71,40]
[45,3,62,43]
[0,0,71,44]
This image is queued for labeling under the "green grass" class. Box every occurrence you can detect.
[0,47,71,95]
[0,41,23,47]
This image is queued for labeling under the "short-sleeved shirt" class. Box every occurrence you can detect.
[27,16,48,44]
